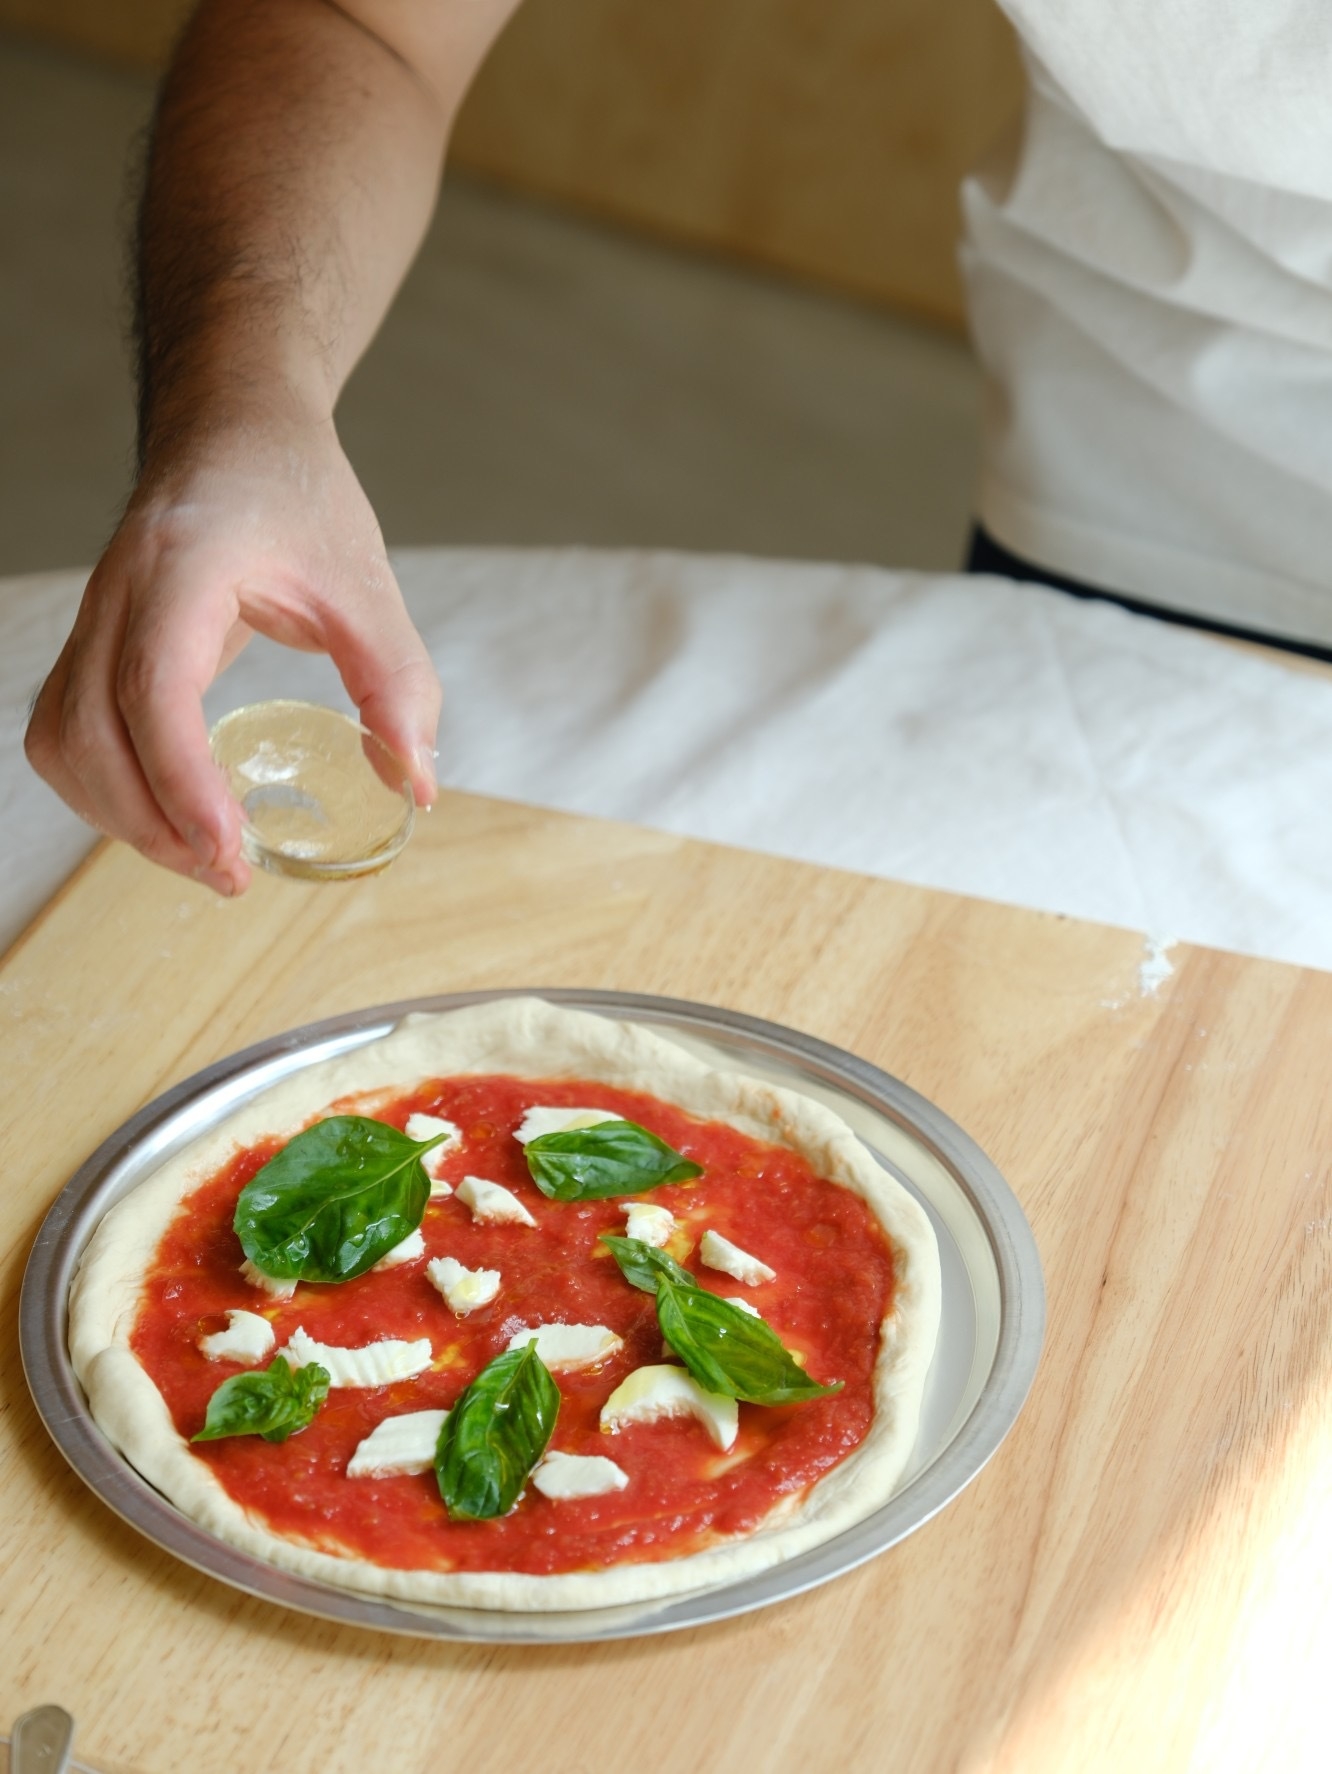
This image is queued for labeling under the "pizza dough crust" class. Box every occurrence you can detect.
[68,997,942,1612]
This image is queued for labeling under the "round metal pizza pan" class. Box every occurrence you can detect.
[19,988,1045,1644]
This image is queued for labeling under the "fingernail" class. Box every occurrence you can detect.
[414,746,438,804]
[185,824,218,867]
[192,865,237,898]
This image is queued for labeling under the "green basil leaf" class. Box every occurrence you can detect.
[603,1235,842,1406]
[524,1118,702,1201]
[599,1233,696,1294]
[435,1342,560,1520]
[235,1115,445,1283]
[192,1355,330,1444]
[655,1277,843,1407]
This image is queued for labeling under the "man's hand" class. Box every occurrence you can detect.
[25,415,441,895]
[23,0,520,894]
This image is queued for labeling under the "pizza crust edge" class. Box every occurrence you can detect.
[68,997,942,1613]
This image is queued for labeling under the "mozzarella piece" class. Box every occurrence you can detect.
[621,1202,676,1247]
[600,1364,738,1451]
[405,1112,462,1184]
[239,1258,296,1301]
[729,1297,761,1318]
[532,1450,630,1501]
[198,1309,275,1365]
[283,1327,432,1388]
[506,1323,624,1371]
[346,1408,449,1479]
[456,1175,537,1227]
[373,1227,426,1270]
[427,1255,501,1314]
[700,1230,776,1286]
[405,1112,460,1145]
[513,1105,619,1145]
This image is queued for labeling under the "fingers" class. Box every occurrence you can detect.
[115,562,249,872]
[320,565,442,806]
[25,569,249,894]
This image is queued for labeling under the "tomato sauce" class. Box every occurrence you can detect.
[130,1075,894,1576]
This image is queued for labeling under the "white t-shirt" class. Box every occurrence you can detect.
[961,3,1332,646]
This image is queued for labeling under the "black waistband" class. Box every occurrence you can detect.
[965,525,1332,666]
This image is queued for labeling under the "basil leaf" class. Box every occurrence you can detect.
[192,1355,330,1444]
[235,1115,445,1283]
[599,1233,695,1294]
[524,1118,702,1201]
[603,1234,842,1405]
[656,1277,842,1405]
[435,1342,560,1520]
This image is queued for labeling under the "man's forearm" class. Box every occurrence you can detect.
[135,0,515,468]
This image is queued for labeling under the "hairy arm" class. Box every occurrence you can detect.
[26,0,520,893]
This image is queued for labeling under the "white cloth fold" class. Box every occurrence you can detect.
[4,548,1331,971]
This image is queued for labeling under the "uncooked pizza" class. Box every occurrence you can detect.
[68,998,941,1610]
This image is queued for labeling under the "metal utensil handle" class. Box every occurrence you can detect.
[11,1705,75,1774]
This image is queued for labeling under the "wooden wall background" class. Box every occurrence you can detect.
[0,0,1024,328]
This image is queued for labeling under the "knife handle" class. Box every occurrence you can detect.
[11,1704,75,1774]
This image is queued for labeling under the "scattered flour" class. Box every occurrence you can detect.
[1100,933,1179,1009]
[1138,935,1178,997]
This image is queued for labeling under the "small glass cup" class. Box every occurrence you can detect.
[209,700,415,881]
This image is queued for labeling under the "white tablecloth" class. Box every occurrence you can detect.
[5,548,1332,976]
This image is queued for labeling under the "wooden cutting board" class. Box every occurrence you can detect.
[3,789,1330,1774]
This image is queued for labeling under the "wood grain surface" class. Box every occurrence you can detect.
[3,790,1331,1773]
